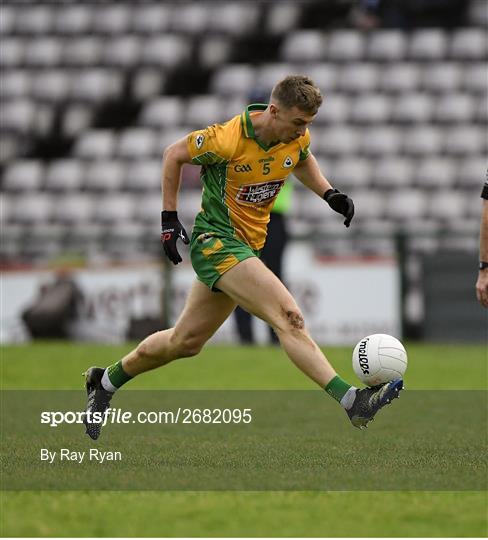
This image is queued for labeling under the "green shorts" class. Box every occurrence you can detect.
[190,231,261,291]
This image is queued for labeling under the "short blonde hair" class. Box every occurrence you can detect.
[271,75,323,115]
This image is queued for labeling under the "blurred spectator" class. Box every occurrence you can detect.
[352,0,468,29]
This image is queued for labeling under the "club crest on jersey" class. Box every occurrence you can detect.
[282,156,294,168]
[236,180,284,205]
[195,134,205,149]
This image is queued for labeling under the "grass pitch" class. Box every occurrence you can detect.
[1,341,487,537]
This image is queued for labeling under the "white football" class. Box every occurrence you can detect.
[352,334,407,386]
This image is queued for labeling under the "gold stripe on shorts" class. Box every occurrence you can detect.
[215,254,239,275]
[202,238,224,257]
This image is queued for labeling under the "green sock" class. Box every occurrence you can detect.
[106,361,132,389]
[324,375,353,403]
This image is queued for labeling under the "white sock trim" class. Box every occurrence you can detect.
[101,369,117,393]
[340,386,357,410]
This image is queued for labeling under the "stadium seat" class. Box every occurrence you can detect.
[141,35,191,68]
[62,104,94,137]
[403,126,443,156]
[462,63,488,93]
[434,93,475,123]
[414,157,456,189]
[457,156,488,189]
[0,70,31,99]
[124,160,161,192]
[171,4,208,33]
[92,5,132,34]
[0,5,15,35]
[74,130,116,158]
[24,38,62,67]
[117,129,156,158]
[0,134,20,164]
[179,191,203,225]
[198,37,232,69]
[131,4,172,33]
[185,96,227,127]
[0,100,35,134]
[70,69,123,102]
[9,193,52,225]
[312,126,359,156]
[84,160,125,192]
[211,64,256,96]
[427,190,466,221]
[54,6,93,34]
[51,194,94,224]
[303,64,337,92]
[140,97,185,128]
[44,160,84,192]
[469,0,488,26]
[281,31,325,62]
[409,30,448,60]
[266,3,300,34]
[329,158,373,190]
[133,194,163,228]
[350,94,391,124]
[391,93,432,123]
[443,126,485,155]
[63,37,104,66]
[367,31,407,61]
[0,38,24,67]
[327,31,365,61]
[359,126,402,156]
[338,63,378,93]
[132,69,166,100]
[373,157,414,189]
[3,160,44,192]
[379,64,420,93]
[93,194,135,224]
[15,5,53,34]
[32,70,70,102]
[347,189,386,220]
[313,93,349,124]
[385,189,427,221]
[421,63,462,93]
[256,63,298,94]
[450,29,487,60]
[207,3,260,35]
[103,36,141,67]
[156,128,191,152]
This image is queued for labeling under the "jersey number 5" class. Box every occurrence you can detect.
[262,163,270,175]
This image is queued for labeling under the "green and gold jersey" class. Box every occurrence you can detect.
[187,104,310,251]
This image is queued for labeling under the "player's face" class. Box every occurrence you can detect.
[272,105,316,143]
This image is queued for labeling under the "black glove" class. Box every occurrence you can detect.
[323,188,355,227]
[161,211,190,265]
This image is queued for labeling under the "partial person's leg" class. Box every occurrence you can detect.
[215,257,338,388]
[83,280,237,439]
[120,279,237,377]
[234,306,255,344]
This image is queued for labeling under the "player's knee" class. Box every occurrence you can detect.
[171,332,204,358]
[275,306,306,334]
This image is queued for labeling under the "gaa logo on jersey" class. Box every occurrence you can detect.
[282,156,294,168]
[236,180,284,205]
[195,134,205,149]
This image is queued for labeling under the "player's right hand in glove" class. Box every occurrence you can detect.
[323,188,355,227]
[161,210,190,265]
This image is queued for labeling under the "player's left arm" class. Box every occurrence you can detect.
[294,151,355,227]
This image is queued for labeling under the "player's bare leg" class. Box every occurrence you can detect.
[83,279,236,439]
[215,257,403,429]
[215,256,337,387]
[122,279,237,376]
